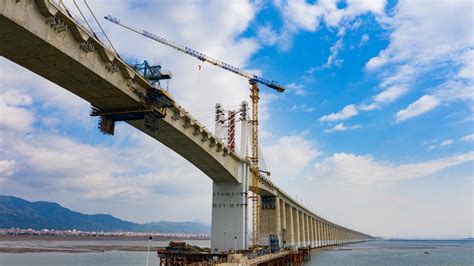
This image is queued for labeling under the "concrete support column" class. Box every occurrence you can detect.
[312,218,316,247]
[320,222,324,246]
[332,226,335,245]
[259,196,281,247]
[313,219,316,247]
[318,220,322,247]
[325,223,329,246]
[337,228,342,244]
[330,226,334,245]
[314,218,319,247]
[299,211,305,247]
[303,213,308,247]
[280,199,287,247]
[211,171,248,252]
[333,227,336,245]
[309,218,314,247]
[293,208,300,247]
[284,203,294,247]
[325,224,328,246]
[321,223,324,246]
[275,197,282,246]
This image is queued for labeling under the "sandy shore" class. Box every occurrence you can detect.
[0,234,206,242]
[0,235,208,253]
[0,245,158,253]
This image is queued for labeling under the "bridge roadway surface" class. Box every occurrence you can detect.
[0,0,372,248]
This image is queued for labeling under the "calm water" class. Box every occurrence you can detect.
[0,239,472,265]
[307,240,473,266]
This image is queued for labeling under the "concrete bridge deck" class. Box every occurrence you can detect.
[0,0,243,184]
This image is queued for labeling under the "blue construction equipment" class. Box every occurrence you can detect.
[132,60,171,85]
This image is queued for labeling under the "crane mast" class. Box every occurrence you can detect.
[105,15,285,250]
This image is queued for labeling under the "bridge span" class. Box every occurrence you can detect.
[0,0,373,252]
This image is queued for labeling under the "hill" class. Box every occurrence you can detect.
[0,195,209,234]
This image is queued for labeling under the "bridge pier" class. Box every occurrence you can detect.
[259,196,282,247]
[294,208,301,247]
[211,162,250,252]
[283,203,294,247]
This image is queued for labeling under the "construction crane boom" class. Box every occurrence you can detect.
[104,15,285,93]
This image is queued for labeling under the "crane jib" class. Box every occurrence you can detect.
[106,15,285,92]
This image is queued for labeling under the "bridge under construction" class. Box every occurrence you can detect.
[0,0,373,264]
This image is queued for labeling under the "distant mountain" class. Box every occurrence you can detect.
[0,195,210,234]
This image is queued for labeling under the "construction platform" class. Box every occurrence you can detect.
[157,242,311,266]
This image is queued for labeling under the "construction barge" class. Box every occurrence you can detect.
[157,242,311,266]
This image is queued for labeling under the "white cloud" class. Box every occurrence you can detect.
[359,34,369,47]
[324,123,360,133]
[374,86,408,104]
[366,49,389,70]
[274,0,322,32]
[256,24,278,46]
[461,134,474,143]
[286,82,307,96]
[263,134,319,178]
[0,90,34,132]
[440,139,454,147]
[0,160,16,178]
[326,38,344,67]
[458,49,474,79]
[273,0,386,50]
[346,0,386,15]
[288,104,314,112]
[366,1,472,69]
[359,85,409,111]
[395,95,440,122]
[1,59,89,125]
[319,104,358,122]
[427,145,436,151]
[366,0,473,118]
[312,151,474,185]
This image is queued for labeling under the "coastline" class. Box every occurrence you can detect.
[0,235,209,253]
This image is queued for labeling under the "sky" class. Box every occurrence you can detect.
[0,0,473,239]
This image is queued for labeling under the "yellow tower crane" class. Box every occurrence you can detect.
[105,15,285,250]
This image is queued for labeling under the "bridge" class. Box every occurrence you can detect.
[0,0,373,253]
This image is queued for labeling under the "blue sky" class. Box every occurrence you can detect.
[0,0,472,238]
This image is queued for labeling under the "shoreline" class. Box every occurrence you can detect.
[0,234,208,242]
[0,235,209,254]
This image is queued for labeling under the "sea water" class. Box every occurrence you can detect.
[306,239,473,266]
[0,239,472,265]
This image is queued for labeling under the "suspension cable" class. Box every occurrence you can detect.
[72,0,96,38]
[83,0,118,54]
